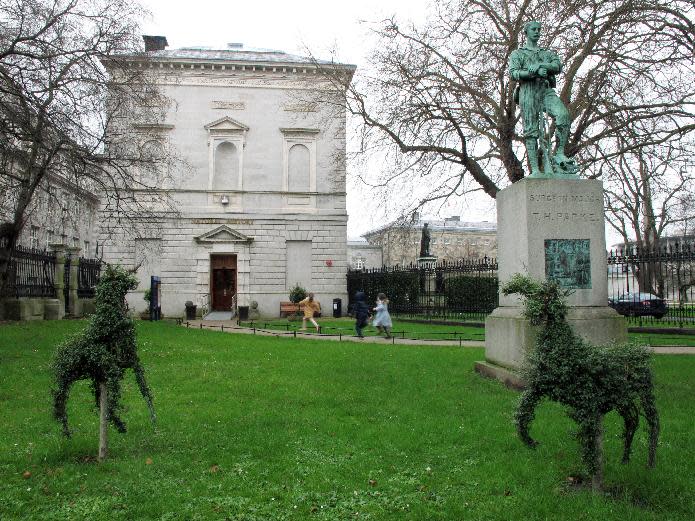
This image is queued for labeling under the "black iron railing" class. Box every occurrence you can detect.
[347,258,498,323]
[1,245,57,298]
[607,244,695,327]
[348,246,695,328]
[78,257,101,299]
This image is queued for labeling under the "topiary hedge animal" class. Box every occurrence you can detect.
[52,264,156,439]
[502,274,659,489]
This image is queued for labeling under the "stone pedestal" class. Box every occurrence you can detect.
[480,178,627,383]
[417,256,437,269]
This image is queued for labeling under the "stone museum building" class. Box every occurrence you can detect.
[0,170,99,256]
[362,216,497,266]
[346,239,383,270]
[100,37,355,317]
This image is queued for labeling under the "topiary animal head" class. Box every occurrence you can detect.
[94,264,139,310]
[502,273,569,325]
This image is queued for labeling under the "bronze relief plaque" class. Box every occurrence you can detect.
[544,239,591,289]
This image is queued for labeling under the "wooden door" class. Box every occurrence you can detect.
[211,255,237,311]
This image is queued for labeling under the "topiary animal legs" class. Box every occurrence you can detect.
[640,387,660,468]
[515,388,541,448]
[133,359,157,426]
[617,402,639,464]
[53,377,73,438]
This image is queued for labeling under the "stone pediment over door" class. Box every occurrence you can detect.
[204,116,249,133]
[194,225,253,244]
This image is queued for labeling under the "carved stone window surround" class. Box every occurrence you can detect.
[206,116,249,191]
[280,128,319,193]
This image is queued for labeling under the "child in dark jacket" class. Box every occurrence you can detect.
[353,291,370,338]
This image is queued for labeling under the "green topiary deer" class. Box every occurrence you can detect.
[52,264,156,445]
[502,274,659,490]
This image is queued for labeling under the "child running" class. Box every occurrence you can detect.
[373,293,393,338]
[353,291,370,338]
[298,292,321,332]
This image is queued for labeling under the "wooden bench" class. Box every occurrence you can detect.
[280,301,300,317]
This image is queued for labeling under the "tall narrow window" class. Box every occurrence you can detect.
[213,141,239,190]
[288,144,310,192]
[30,226,39,249]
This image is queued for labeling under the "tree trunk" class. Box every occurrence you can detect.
[591,416,604,492]
[98,382,108,461]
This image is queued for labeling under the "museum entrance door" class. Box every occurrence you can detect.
[211,254,237,311]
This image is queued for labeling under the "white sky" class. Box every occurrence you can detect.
[138,0,621,246]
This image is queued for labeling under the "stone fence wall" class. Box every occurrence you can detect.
[0,244,97,321]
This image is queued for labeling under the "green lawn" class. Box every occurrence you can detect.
[1,321,694,520]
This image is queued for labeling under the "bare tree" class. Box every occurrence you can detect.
[314,0,695,216]
[0,0,182,287]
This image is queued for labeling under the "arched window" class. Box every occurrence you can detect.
[213,141,239,190]
[288,144,310,192]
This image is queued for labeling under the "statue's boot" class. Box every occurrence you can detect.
[553,125,575,168]
[526,139,543,177]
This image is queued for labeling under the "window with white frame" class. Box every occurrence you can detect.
[280,128,319,192]
[46,230,54,249]
[84,240,90,256]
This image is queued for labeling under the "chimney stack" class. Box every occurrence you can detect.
[143,35,169,52]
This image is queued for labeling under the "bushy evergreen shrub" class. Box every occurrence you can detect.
[445,275,498,313]
[288,283,307,303]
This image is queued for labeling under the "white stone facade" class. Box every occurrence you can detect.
[101,43,355,317]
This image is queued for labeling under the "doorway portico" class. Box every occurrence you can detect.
[194,225,254,312]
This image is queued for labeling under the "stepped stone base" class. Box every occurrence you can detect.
[474,361,526,390]
[485,306,627,371]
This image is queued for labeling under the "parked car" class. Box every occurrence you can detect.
[609,292,668,319]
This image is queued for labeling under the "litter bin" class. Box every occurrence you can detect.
[185,301,197,320]
[332,298,342,318]
[238,305,249,321]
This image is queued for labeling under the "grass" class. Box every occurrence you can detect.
[241,317,695,347]
[1,320,694,520]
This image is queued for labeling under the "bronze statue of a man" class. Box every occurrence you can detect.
[420,223,431,257]
[510,21,577,177]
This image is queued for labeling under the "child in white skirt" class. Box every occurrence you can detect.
[373,293,393,338]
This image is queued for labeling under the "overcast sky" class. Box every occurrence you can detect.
[138,0,624,245]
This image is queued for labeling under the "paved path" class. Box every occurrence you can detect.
[181,320,484,347]
[180,320,694,353]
